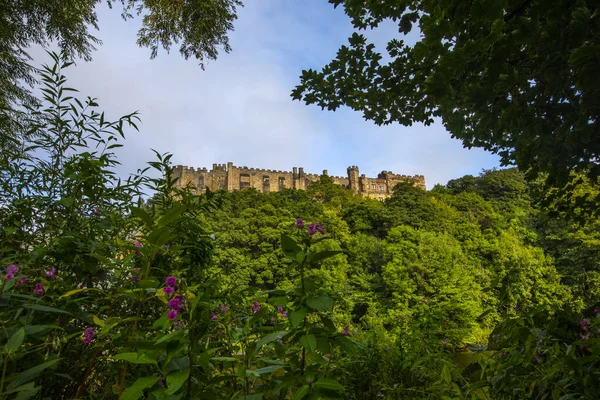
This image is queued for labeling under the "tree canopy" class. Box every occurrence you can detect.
[291,0,600,188]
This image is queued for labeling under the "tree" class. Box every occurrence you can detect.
[292,0,600,188]
[0,0,243,143]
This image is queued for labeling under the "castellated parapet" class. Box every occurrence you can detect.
[172,163,426,200]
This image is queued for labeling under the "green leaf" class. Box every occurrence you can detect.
[281,234,302,260]
[58,289,85,299]
[313,378,344,392]
[306,294,334,312]
[165,367,190,395]
[6,327,25,353]
[24,304,71,314]
[139,279,159,289]
[7,358,62,389]
[156,204,187,227]
[210,357,238,362]
[120,376,160,400]
[130,207,154,226]
[113,352,157,365]
[289,308,308,328]
[319,315,337,332]
[292,385,310,400]
[248,365,285,376]
[147,227,171,247]
[300,334,317,352]
[255,331,288,350]
[239,395,262,400]
[155,329,185,345]
[308,250,343,263]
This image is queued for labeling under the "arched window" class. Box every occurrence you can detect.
[198,175,204,187]
[263,176,270,193]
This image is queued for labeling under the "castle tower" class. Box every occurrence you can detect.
[347,166,360,194]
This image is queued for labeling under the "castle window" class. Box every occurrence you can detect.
[197,175,204,187]
[379,185,385,192]
[263,176,270,193]
[371,183,376,190]
[240,173,251,189]
[278,177,286,191]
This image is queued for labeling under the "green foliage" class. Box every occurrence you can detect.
[1,53,598,399]
[292,0,600,209]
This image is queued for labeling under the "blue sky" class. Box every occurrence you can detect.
[31,0,500,188]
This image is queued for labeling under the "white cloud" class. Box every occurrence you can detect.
[27,1,499,189]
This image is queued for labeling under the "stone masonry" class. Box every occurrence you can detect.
[172,162,426,200]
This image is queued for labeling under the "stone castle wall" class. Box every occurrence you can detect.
[172,162,425,200]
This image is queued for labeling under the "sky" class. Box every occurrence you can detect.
[30,0,500,189]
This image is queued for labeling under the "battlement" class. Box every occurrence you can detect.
[172,162,425,194]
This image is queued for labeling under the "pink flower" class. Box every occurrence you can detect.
[167,310,179,320]
[210,312,218,321]
[281,311,288,318]
[163,286,175,296]
[6,264,17,274]
[219,304,228,314]
[165,276,177,287]
[4,273,14,280]
[45,267,57,280]
[277,306,284,313]
[278,339,283,344]
[252,301,260,313]
[134,241,143,248]
[34,283,45,296]
[17,278,29,286]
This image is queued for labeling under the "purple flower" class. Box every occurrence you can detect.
[277,306,284,313]
[165,276,177,287]
[6,264,17,274]
[315,222,325,234]
[281,311,288,318]
[168,296,184,310]
[163,286,175,295]
[131,276,140,283]
[83,327,95,344]
[45,267,57,280]
[514,303,520,313]
[34,283,45,296]
[580,332,590,341]
[210,312,218,321]
[92,207,100,216]
[580,318,591,329]
[219,304,228,314]
[134,241,143,248]
[163,244,170,249]
[341,325,350,336]
[278,339,283,345]
[167,309,179,320]
[133,268,140,274]
[252,301,260,313]
[17,278,29,286]
[271,316,276,323]
[307,223,317,236]
[594,307,600,315]
[157,380,164,387]
[296,218,304,229]
[4,273,14,280]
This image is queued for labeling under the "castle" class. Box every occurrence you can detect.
[172,162,425,200]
